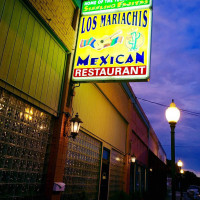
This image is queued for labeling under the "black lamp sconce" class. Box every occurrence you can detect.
[130,154,136,163]
[63,112,83,140]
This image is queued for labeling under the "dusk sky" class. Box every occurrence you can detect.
[131,0,200,176]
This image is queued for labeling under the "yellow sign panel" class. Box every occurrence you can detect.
[72,9,152,82]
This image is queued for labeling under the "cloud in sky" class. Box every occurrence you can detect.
[130,0,200,175]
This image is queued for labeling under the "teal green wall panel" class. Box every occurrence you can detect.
[0,0,22,81]
[52,49,66,111]
[29,27,46,98]
[45,43,59,107]
[0,0,6,20]
[0,0,15,76]
[56,51,66,111]
[0,0,67,115]
[35,32,51,102]
[50,48,64,110]
[22,21,40,94]
[15,14,35,90]
[7,7,29,85]
[40,37,55,103]
[72,0,82,8]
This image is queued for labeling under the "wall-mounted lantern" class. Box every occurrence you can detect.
[64,112,82,140]
[70,113,83,139]
[130,155,136,163]
[115,157,121,162]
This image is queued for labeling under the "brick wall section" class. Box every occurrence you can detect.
[27,0,77,52]
[45,113,69,200]
[45,53,77,200]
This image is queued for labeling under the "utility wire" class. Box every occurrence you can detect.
[162,145,200,147]
[136,97,200,117]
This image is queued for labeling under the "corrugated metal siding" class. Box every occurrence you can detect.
[0,0,66,115]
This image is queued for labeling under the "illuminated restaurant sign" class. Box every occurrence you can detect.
[82,0,152,15]
[72,1,152,82]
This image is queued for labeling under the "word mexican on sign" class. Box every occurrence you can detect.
[72,8,152,82]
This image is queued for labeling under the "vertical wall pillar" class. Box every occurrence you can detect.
[124,121,131,194]
[43,4,80,198]
[45,53,74,200]
[45,114,68,200]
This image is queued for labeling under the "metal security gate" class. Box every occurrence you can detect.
[62,131,102,200]
[0,89,52,199]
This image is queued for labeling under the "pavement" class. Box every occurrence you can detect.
[165,191,191,200]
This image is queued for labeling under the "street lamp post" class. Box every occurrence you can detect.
[165,100,180,200]
[177,160,183,199]
[180,169,184,200]
[130,155,136,193]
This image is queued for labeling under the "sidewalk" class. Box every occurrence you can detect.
[165,191,189,200]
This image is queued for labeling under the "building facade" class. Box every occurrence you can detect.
[0,0,167,200]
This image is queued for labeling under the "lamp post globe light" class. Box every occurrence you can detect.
[165,99,180,200]
[177,160,183,168]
